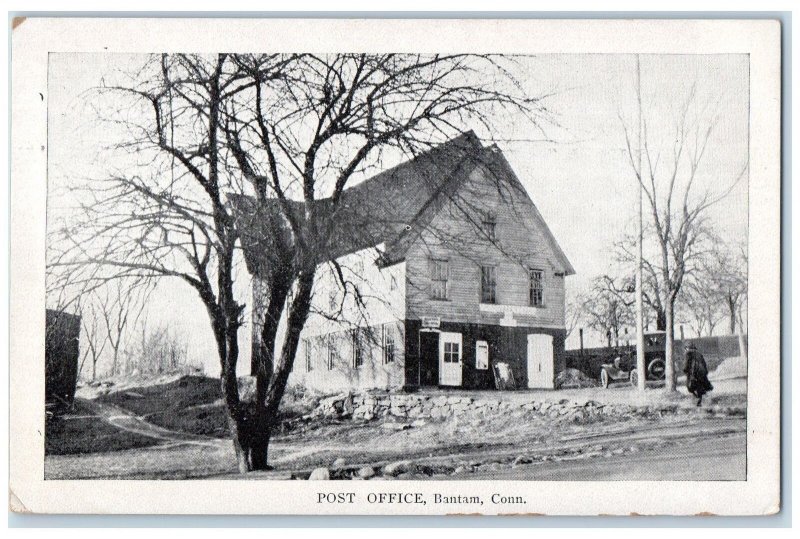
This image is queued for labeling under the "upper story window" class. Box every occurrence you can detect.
[481,265,497,304]
[482,212,497,241]
[430,259,449,300]
[529,268,544,306]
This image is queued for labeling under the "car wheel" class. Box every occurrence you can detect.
[629,369,639,387]
[600,369,610,388]
[648,358,666,380]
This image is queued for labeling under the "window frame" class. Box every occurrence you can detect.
[326,334,335,370]
[430,258,449,300]
[352,329,364,369]
[304,338,313,372]
[443,341,461,363]
[529,268,544,307]
[383,324,396,364]
[475,340,489,370]
[480,265,497,304]
[482,211,497,241]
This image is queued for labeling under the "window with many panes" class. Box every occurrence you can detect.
[443,341,460,363]
[482,212,497,240]
[352,330,364,368]
[529,269,544,306]
[430,259,449,300]
[481,265,497,304]
[304,339,313,372]
[383,324,395,364]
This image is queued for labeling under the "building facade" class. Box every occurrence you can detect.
[242,131,575,392]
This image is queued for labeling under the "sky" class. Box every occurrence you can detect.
[47,53,749,374]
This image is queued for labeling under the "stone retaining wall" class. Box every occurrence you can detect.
[308,391,743,424]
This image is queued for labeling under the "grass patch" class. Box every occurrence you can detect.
[99,375,229,437]
[45,399,160,455]
[96,376,321,439]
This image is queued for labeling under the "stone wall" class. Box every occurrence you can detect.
[307,390,741,424]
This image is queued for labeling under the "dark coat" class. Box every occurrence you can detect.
[684,349,714,397]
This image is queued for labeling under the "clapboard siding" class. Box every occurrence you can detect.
[405,161,568,328]
[287,246,407,391]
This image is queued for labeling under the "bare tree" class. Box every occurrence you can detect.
[132,321,190,375]
[620,82,747,391]
[95,279,151,376]
[50,53,547,472]
[704,240,748,336]
[679,277,723,337]
[613,232,668,331]
[564,288,584,340]
[77,300,108,381]
[582,275,634,348]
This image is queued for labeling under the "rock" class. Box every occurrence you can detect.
[357,466,376,479]
[383,460,414,476]
[381,422,411,431]
[411,419,427,428]
[341,394,354,416]
[512,455,533,467]
[309,467,330,480]
[332,458,347,468]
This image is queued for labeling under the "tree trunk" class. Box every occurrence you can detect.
[664,299,677,392]
[227,404,273,473]
[655,308,667,331]
[728,297,737,334]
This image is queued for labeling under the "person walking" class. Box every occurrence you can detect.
[683,343,713,406]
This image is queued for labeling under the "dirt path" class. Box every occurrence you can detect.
[92,401,222,446]
[84,400,369,469]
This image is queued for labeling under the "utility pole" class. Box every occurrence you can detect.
[635,54,647,391]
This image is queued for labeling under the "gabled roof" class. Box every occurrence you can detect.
[231,130,574,276]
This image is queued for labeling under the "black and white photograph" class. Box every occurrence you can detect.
[9,17,781,516]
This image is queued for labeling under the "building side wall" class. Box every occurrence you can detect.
[252,246,407,392]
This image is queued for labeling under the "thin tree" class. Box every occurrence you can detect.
[97,279,151,377]
[582,275,634,348]
[620,82,747,391]
[77,300,108,381]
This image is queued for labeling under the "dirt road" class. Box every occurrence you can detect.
[463,432,746,481]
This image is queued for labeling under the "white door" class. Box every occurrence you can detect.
[439,332,463,386]
[527,333,554,389]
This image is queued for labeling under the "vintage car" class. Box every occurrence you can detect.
[599,332,667,388]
